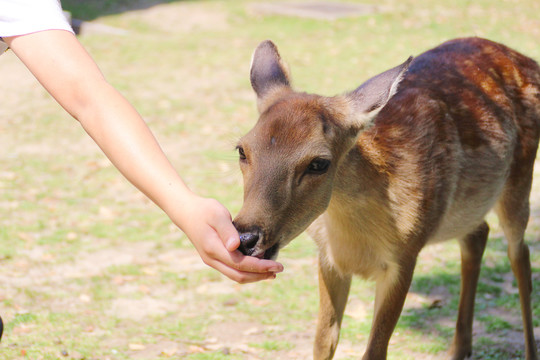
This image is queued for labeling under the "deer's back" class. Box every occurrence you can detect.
[348,37,540,245]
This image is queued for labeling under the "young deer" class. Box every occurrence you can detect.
[233,37,539,359]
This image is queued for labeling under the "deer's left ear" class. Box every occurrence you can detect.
[342,56,413,130]
[250,40,293,113]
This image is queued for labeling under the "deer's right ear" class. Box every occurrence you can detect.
[250,40,292,113]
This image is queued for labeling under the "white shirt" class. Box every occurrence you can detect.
[0,0,73,52]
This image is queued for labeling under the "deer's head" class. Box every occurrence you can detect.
[233,41,411,259]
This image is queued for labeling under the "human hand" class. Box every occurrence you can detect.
[176,195,284,284]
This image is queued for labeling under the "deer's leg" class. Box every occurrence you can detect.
[362,256,417,360]
[314,259,352,360]
[449,221,489,360]
[496,182,538,360]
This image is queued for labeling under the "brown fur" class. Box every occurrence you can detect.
[234,37,540,359]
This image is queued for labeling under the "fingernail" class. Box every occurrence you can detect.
[226,237,236,250]
[269,266,283,273]
[267,273,277,280]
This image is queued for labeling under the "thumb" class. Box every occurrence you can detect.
[211,204,240,252]
[221,222,240,252]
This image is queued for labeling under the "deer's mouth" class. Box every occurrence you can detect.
[252,242,280,260]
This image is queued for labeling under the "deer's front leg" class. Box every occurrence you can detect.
[314,258,352,360]
[362,257,417,360]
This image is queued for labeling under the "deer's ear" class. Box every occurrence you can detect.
[250,40,292,113]
[343,56,413,129]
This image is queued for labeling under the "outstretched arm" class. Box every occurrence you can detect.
[4,30,283,283]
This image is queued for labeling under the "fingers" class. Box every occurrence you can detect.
[205,230,284,274]
[199,242,277,284]
[202,233,283,272]
[228,250,284,273]
[204,199,241,252]
[210,259,277,284]
[225,236,240,252]
[199,231,283,284]
[216,217,241,253]
[205,200,284,274]
[182,196,284,284]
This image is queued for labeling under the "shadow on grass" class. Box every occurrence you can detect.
[401,235,540,359]
[61,0,194,21]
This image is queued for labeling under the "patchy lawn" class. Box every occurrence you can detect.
[1,0,539,359]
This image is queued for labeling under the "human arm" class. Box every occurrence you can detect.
[4,30,283,283]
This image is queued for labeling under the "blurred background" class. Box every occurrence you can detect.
[0,0,538,359]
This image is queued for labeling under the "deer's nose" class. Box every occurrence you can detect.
[237,231,260,256]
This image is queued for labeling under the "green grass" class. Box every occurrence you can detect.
[1,0,539,359]
[250,340,295,352]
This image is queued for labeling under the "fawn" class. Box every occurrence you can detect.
[233,37,539,359]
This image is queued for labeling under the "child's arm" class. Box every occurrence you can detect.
[4,30,282,283]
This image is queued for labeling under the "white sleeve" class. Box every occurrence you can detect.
[0,0,74,38]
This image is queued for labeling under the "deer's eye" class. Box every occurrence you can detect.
[237,146,247,161]
[306,158,331,175]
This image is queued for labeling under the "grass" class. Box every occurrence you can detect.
[1,0,539,359]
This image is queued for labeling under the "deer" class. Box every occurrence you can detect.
[233,37,539,359]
